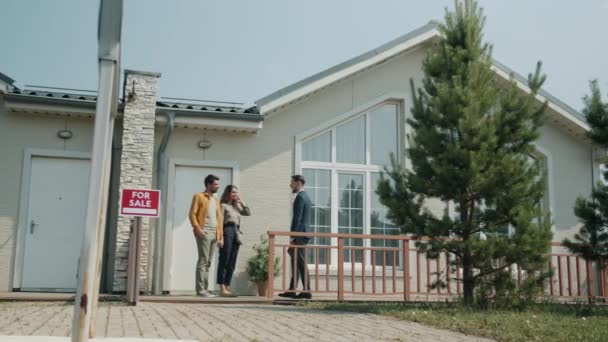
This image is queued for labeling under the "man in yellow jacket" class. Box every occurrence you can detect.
[189,174,224,297]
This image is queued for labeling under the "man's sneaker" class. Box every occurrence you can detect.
[196,291,216,298]
[278,291,297,298]
[295,292,312,300]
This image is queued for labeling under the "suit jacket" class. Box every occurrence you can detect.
[291,190,312,244]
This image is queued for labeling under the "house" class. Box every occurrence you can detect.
[0,21,599,295]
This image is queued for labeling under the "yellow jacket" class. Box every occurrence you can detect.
[188,192,223,241]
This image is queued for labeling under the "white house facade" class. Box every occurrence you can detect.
[0,22,600,295]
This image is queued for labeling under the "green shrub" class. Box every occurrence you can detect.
[245,235,280,283]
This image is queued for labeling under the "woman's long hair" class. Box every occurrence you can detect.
[220,185,238,204]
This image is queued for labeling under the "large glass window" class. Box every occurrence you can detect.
[338,173,364,263]
[370,104,398,166]
[370,172,399,266]
[302,131,331,162]
[336,116,365,164]
[299,102,401,267]
[303,168,331,265]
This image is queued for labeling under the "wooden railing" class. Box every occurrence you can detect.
[546,242,606,300]
[266,231,608,302]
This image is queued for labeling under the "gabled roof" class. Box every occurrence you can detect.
[257,21,441,111]
[255,21,589,135]
[256,21,441,115]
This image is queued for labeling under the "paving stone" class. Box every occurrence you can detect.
[0,302,493,341]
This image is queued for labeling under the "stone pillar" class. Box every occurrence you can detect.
[112,70,160,291]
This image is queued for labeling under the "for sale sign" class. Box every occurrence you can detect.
[120,189,161,217]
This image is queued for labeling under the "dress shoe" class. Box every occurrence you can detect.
[295,292,312,299]
[277,291,297,298]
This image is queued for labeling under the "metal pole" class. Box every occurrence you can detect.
[71,58,117,342]
[127,217,142,305]
[89,101,116,338]
[135,217,142,303]
[126,219,136,304]
[72,1,122,340]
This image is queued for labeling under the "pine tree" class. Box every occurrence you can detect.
[563,81,608,278]
[377,0,552,306]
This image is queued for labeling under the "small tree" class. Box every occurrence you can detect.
[563,81,608,282]
[377,0,552,306]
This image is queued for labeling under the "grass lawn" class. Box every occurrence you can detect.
[303,302,608,342]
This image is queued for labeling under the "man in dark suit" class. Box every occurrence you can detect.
[278,174,313,299]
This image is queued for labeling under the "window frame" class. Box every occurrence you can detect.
[295,97,405,269]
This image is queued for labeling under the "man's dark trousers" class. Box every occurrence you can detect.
[288,240,310,291]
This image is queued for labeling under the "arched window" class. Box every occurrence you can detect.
[298,102,401,266]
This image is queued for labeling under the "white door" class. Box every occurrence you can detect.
[168,166,232,293]
[21,157,90,291]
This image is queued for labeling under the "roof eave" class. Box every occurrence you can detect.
[2,92,96,117]
[156,107,263,133]
[0,72,15,85]
[156,115,262,133]
[490,62,589,134]
[155,107,263,122]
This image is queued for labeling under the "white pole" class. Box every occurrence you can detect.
[87,124,114,338]
[72,1,122,341]
[89,47,121,340]
[71,59,117,342]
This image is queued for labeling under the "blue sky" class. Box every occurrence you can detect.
[1,0,607,110]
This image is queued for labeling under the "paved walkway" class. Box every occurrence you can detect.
[0,338,196,342]
[0,301,493,341]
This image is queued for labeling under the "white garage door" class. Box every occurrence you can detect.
[167,165,232,293]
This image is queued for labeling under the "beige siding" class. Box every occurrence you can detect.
[537,120,594,238]
[157,48,438,294]
[156,47,594,294]
[0,44,594,295]
[0,98,93,291]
